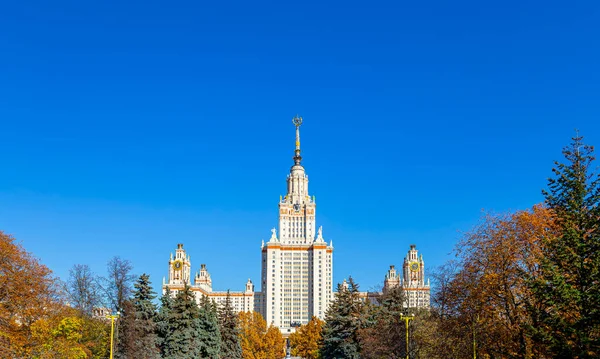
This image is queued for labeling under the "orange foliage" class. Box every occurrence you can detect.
[439,205,557,358]
[238,311,285,359]
[0,230,62,358]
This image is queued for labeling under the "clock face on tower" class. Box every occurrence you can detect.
[410,262,419,272]
[172,260,183,271]
[293,203,300,212]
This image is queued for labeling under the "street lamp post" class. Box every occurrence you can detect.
[106,312,120,359]
[399,314,414,359]
[472,314,479,359]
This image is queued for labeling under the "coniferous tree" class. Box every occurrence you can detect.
[218,290,242,359]
[529,134,600,358]
[163,284,202,359]
[131,274,160,359]
[156,286,173,356]
[198,295,222,359]
[321,277,365,359]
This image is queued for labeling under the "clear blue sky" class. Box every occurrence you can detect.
[1,1,599,295]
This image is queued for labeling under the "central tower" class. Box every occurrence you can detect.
[258,116,334,333]
[279,115,317,243]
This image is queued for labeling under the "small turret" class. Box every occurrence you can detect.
[245,279,254,293]
[195,264,212,292]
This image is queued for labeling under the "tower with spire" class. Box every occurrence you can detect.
[257,116,334,333]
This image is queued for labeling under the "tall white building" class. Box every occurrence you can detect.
[163,243,255,313]
[257,116,334,333]
[383,244,430,308]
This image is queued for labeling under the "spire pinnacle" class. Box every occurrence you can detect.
[292,115,303,165]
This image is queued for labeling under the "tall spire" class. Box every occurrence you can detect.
[292,115,303,165]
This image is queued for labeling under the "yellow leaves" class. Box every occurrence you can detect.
[53,317,84,342]
[0,231,109,359]
[289,316,323,359]
[238,311,285,359]
[31,314,88,359]
[264,325,286,359]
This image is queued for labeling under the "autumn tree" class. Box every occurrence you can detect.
[103,256,135,313]
[289,316,324,359]
[423,206,555,359]
[263,324,286,359]
[359,285,408,359]
[0,231,62,358]
[529,135,600,358]
[79,313,110,359]
[218,290,243,359]
[410,261,464,359]
[238,310,285,359]
[321,277,365,359]
[409,309,442,359]
[65,264,103,317]
[30,314,88,359]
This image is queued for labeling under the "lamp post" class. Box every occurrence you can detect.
[472,314,479,359]
[106,312,120,359]
[399,314,414,359]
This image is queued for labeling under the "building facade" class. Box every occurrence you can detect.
[160,117,430,326]
[162,243,255,313]
[258,116,334,332]
[383,244,430,308]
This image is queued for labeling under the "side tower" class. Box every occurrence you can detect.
[259,116,334,333]
[401,244,430,308]
[383,265,401,293]
[167,243,192,288]
[163,243,255,313]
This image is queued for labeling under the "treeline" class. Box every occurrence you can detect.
[0,233,285,358]
[2,134,599,359]
[314,135,600,358]
[1,231,113,358]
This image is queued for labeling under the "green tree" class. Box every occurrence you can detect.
[321,277,365,359]
[198,295,222,358]
[117,274,160,359]
[132,274,160,358]
[163,285,203,359]
[218,291,242,359]
[529,134,600,358]
[156,287,173,356]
